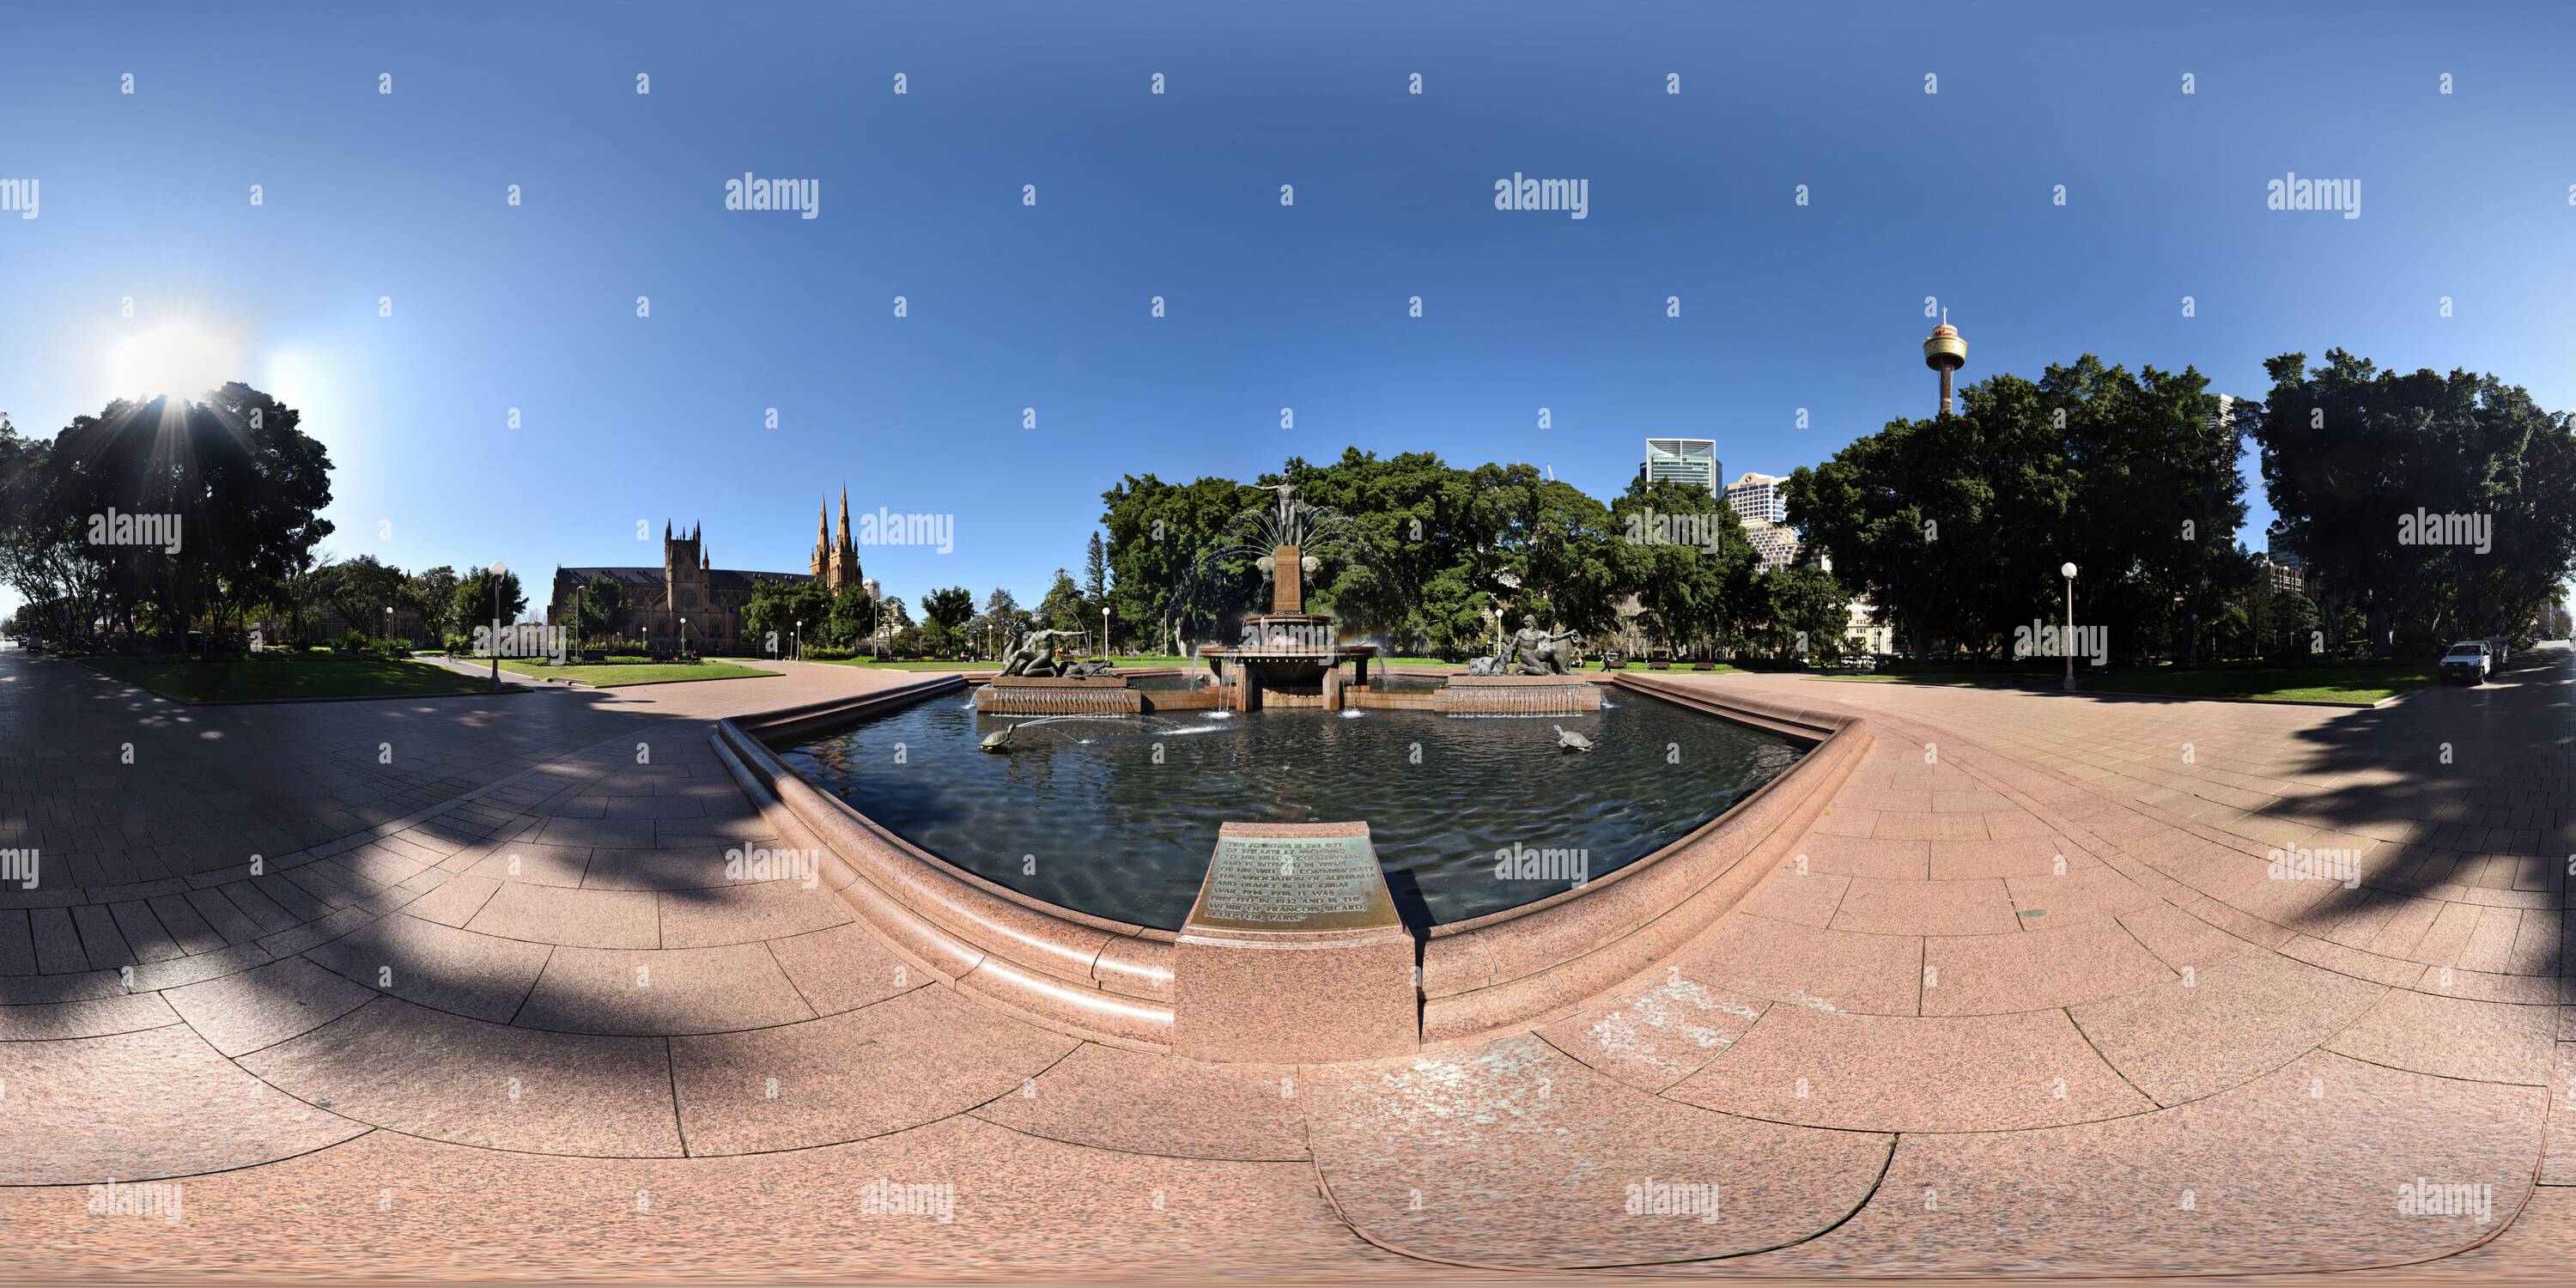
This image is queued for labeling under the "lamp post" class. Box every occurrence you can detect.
[383,605,392,650]
[793,618,800,662]
[487,561,506,690]
[2060,562,2079,691]
[680,616,689,659]
[1102,605,1111,659]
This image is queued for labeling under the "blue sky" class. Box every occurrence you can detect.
[5,1,2573,622]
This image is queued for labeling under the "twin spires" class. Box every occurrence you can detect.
[810,483,863,592]
[814,485,856,557]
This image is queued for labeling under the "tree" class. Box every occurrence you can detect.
[1084,532,1109,613]
[826,580,875,649]
[1036,568,1087,636]
[407,566,460,642]
[1784,356,2233,663]
[1101,474,1258,651]
[1610,477,1747,659]
[326,555,409,644]
[2245,349,2576,652]
[1761,564,1853,662]
[744,577,829,654]
[3,387,333,646]
[978,586,1030,653]
[453,567,527,639]
[920,585,976,657]
[2270,586,2321,658]
[574,574,630,649]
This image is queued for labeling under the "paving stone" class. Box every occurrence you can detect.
[973,1042,1310,1161]
[242,997,682,1157]
[2074,946,2387,1106]
[0,1023,366,1184]
[514,942,817,1036]
[670,987,1073,1156]
[2324,987,2558,1085]
[1668,1004,2154,1131]
[163,955,380,1056]
[304,912,552,1022]
[1307,1033,1889,1267]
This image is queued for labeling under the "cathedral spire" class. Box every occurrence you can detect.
[837,484,853,553]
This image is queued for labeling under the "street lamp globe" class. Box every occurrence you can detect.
[2061,562,2078,580]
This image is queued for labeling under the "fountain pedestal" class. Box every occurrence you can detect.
[1170,822,1418,1062]
[975,675,1141,714]
[1194,542,1379,712]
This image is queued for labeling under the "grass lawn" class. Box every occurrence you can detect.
[486,659,780,687]
[2070,662,2436,705]
[88,654,497,702]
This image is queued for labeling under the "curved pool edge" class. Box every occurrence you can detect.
[1419,675,1871,1043]
[713,670,1870,1060]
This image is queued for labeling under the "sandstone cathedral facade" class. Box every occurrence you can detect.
[544,489,862,654]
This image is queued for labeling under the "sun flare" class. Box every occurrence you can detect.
[109,322,241,403]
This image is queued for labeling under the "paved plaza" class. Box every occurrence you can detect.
[5,642,2576,1281]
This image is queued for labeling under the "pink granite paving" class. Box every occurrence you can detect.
[7,641,2576,1280]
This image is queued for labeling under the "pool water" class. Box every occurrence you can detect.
[778,688,1802,930]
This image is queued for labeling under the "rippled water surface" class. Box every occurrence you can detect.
[779,686,1801,929]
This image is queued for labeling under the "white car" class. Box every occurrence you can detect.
[2439,641,2492,685]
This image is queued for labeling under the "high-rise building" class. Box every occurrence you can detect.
[1722,471,1804,573]
[1641,438,1721,496]
[1724,471,1788,526]
[2266,532,2302,571]
[1744,522,1802,574]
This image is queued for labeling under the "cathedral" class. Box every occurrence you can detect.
[543,489,863,654]
[812,486,864,591]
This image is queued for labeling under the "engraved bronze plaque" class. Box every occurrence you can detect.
[1187,823,1397,933]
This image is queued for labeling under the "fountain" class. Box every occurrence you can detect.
[1190,484,1382,712]
[723,478,1856,1062]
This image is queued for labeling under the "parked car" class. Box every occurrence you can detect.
[2439,641,2493,685]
